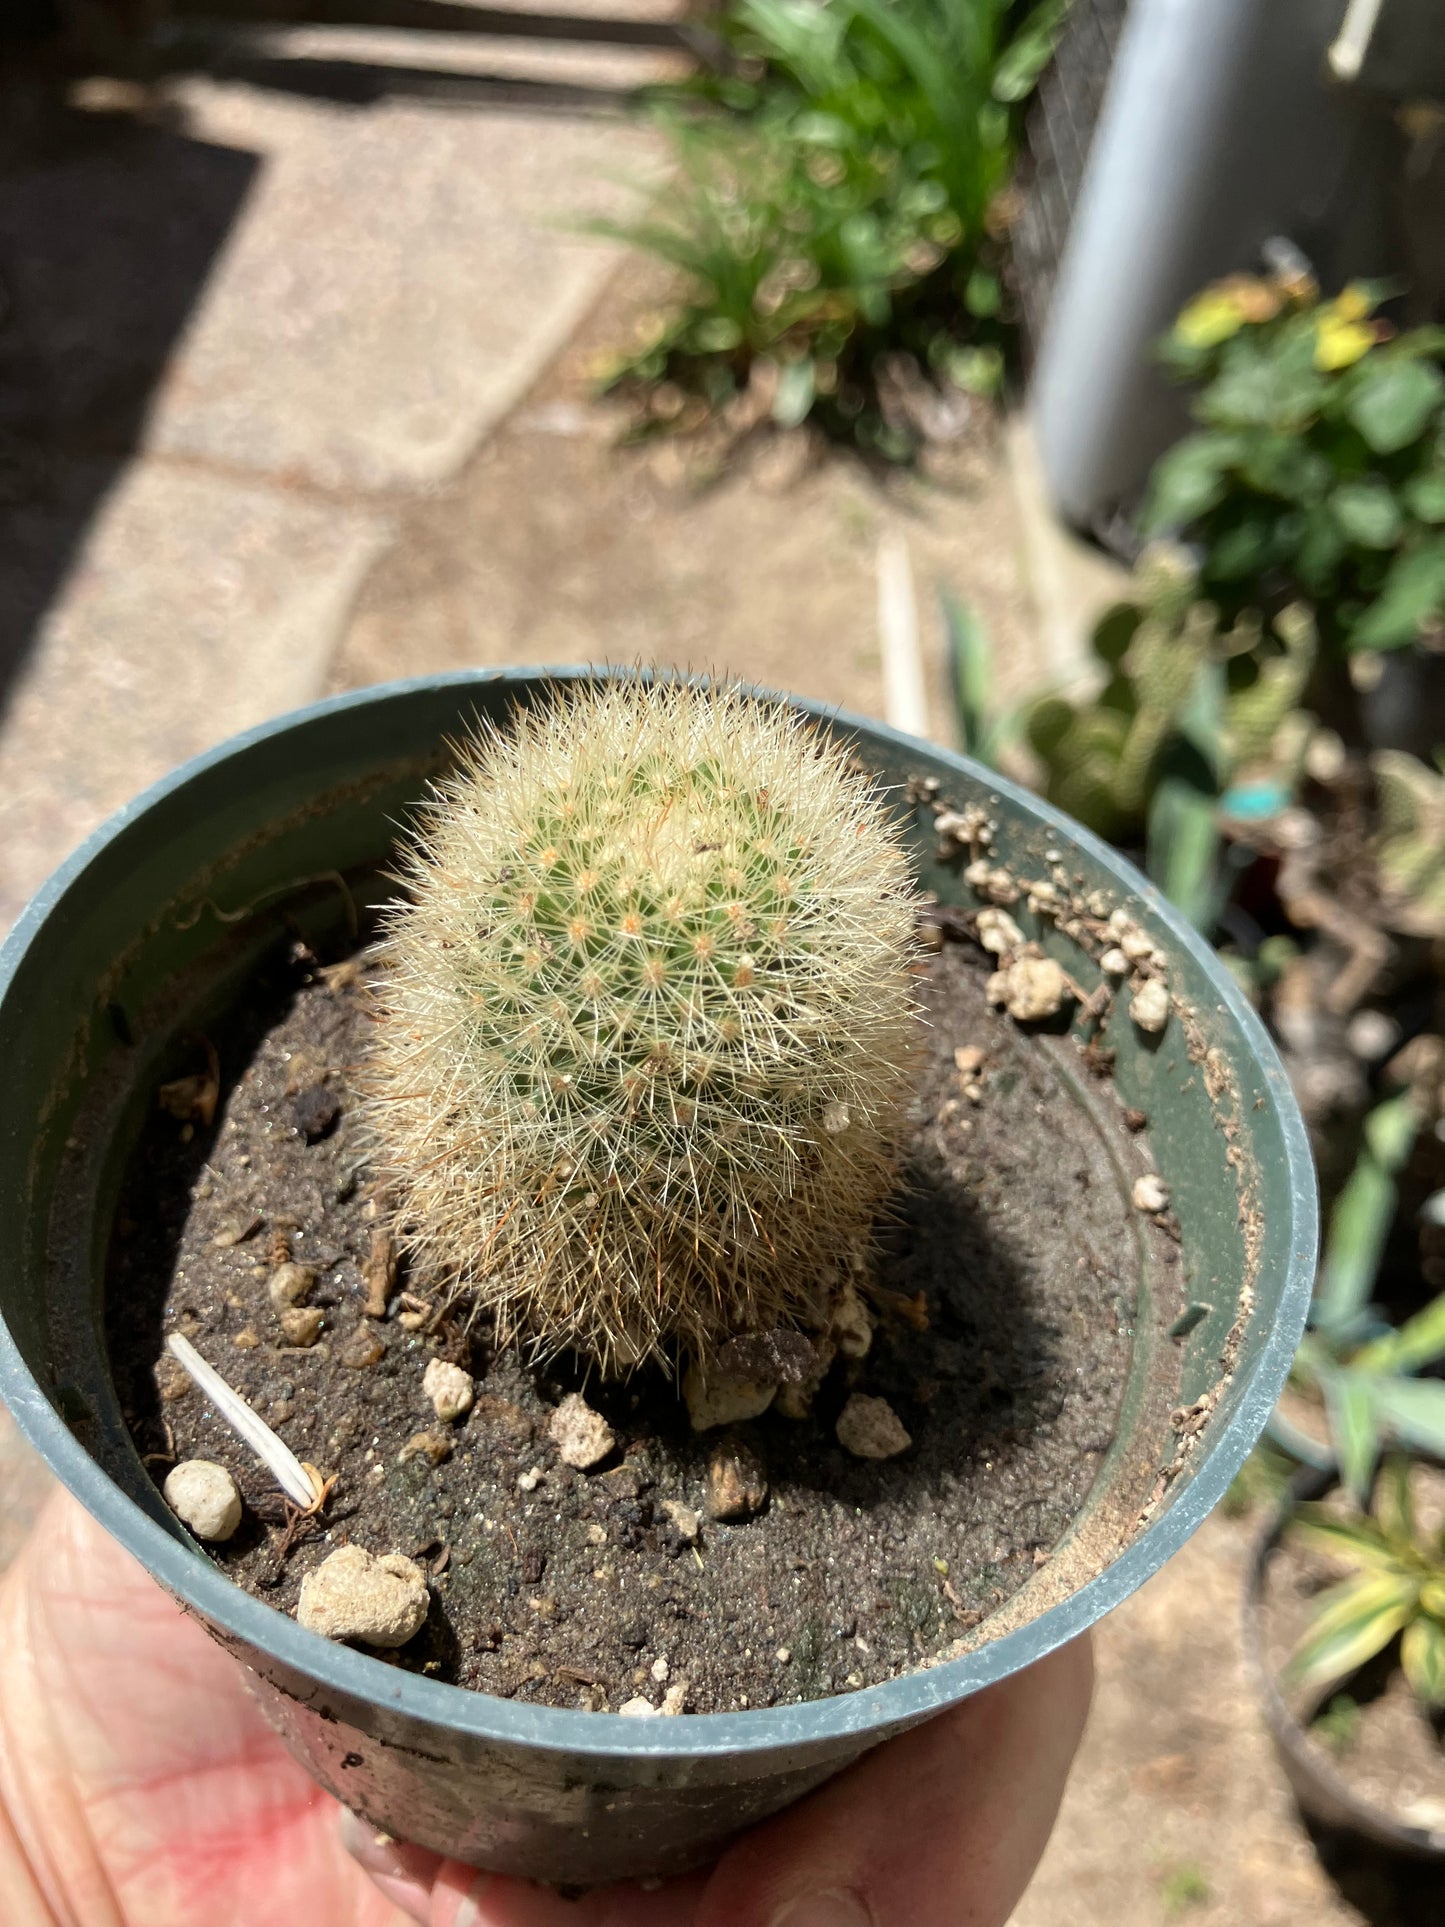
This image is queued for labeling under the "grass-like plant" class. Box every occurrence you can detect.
[594,0,1066,456]
[1291,1090,1445,1497]
[1143,274,1445,655]
[367,681,922,1374]
[1284,1456,1445,1712]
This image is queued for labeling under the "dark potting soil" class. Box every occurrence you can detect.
[108,929,1182,1714]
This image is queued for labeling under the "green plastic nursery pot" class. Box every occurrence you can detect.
[0,670,1317,1884]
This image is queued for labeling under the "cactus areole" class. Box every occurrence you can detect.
[368,682,923,1374]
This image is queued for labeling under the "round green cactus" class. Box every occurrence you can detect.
[367,681,922,1373]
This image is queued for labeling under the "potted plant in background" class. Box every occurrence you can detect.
[1245,1449,1445,1862]
[0,668,1315,1883]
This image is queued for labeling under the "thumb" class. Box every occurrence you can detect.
[695,1635,1093,1927]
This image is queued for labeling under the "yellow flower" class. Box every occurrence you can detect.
[1174,289,1248,351]
[1174,276,1282,350]
[1315,314,1375,370]
[1333,282,1375,322]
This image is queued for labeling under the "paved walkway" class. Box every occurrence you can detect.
[0,9,675,931]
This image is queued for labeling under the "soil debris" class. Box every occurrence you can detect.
[549,1393,616,1470]
[715,1329,819,1386]
[296,1545,430,1648]
[1129,979,1170,1034]
[268,1262,315,1311]
[278,1306,324,1348]
[1132,1173,1172,1214]
[362,1224,395,1319]
[990,956,1068,1023]
[706,1431,769,1522]
[660,1500,701,1544]
[683,1362,777,1431]
[836,1394,912,1461]
[293,1084,341,1143]
[423,1358,475,1423]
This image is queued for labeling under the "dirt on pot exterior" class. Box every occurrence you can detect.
[108,914,1187,1714]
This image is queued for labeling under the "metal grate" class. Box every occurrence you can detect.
[1012,0,1130,356]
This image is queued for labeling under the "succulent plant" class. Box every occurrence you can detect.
[1371,749,1445,938]
[367,680,922,1374]
[1024,544,1316,843]
[1285,1457,1445,1713]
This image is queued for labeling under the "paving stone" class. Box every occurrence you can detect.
[143,74,667,492]
[0,458,390,929]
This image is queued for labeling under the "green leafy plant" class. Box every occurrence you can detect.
[1158,1862,1211,1918]
[1022,545,1315,921]
[1290,1090,1445,1495]
[940,545,1316,926]
[367,680,923,1374]
[595,0,1068,454]
[943,589,1016,768]
[1284,1456,1445,1712]
[1143,274,1445,654]
[1311,1691,1363,1752]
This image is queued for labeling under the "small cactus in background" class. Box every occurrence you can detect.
[1024,544,1316,842]
[367,681,923,1374]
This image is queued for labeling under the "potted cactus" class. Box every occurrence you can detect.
[367,682,920,1376]
[0,669,1315,1882]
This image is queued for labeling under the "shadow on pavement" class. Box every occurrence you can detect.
[0,74,260,710]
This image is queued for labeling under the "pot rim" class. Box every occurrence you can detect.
[0,667,1318,1762]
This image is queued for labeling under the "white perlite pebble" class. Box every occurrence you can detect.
[651,1655,670,1682]
[549,1393,616,1469]
[619,1696,660,1718]
[1132,1173,1171,1214]
[997,956,1067,1023]
[683,1361,776,1431]
[1130,978,1170,1034]
[661,1499,701,1542]
[1099,947,1129,977]
[296,1545,429,1648]
[836,1394,912,1461]
[976,907,1024,956]
[423,1356,475,1423]
[163,1460,242,1542]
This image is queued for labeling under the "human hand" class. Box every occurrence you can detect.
[0,1487,1091,1927]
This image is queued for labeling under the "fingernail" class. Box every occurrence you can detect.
[452,1871,506,1927]
[337,1807,436,1887]
[771,1890,874,1927]
[367,1870,432,1924]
